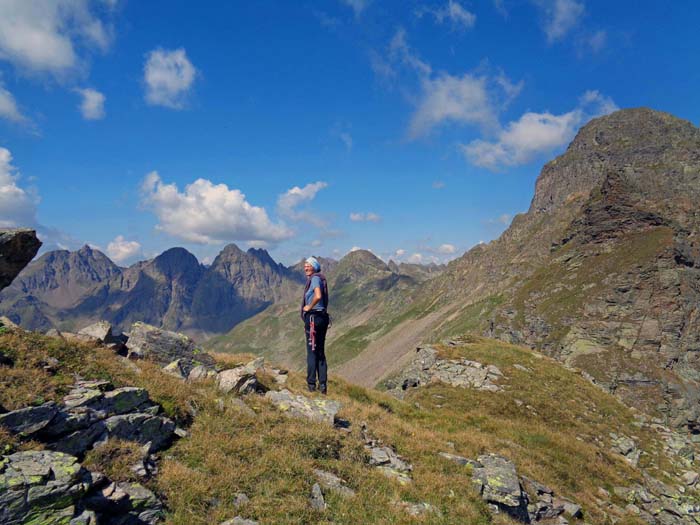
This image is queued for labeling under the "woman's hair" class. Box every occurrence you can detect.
[305,256,321,272]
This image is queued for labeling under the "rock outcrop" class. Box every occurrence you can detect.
[386,346,504,398]
[0,228,41,293]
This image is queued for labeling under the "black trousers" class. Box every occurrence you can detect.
[304,311,329,389]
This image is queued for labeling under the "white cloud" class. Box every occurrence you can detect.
[407,253,423,264]
[106,235,141,263]
[0,82,27,123]
[389,28,432,77]
[432,181,445,189]
[418,1,476,30]
[462,90,617,169]
[410,73,498,137]
[140,171,292,244]
[350,246,362,252]
[349,212,381,223]
[0,147,39,228]
[0,0,113,77]
[144,48,196,109]
[437,243,456,254]
[311,239,323,247]
[394,248,406,258]
[75,87,105,120]
[277,181,328,227]
[340,0,370,17]
[534,0,585,42]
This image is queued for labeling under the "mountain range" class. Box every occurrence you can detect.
[3,107,700,435]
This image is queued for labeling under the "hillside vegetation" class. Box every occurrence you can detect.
[2,327,696,524]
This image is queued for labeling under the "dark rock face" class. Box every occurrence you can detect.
[0,228,41,292]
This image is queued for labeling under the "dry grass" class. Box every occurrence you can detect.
[83,439,147,482]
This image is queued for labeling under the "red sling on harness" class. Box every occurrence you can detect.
[310,315,316,353]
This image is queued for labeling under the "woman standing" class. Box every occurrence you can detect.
[302,257,330,394]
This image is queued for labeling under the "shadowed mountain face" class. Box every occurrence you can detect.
[0,244,304,339]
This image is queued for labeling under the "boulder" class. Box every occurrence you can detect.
[313,469,356,498]
[218,367,259,395]
[104,413,175,453]
[264,389,341,425]
[78,321,115,344]
[188,364,217,382]
[471,454,529,522]
[310,482,326,511]
[0,315,18,330]
[0,450,89,524]
[0,228,41,292]
[163,359,188,379]
[0,402,58,436]
[126,322,215,375]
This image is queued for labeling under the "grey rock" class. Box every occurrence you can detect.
[0,402,58,436]
[188,364,218,382]
[471,454,529,521]
[265,389,341,425]
[397,501,440,517]
[78,320,115,343]
[0,450,87,524]
[233,492,250,507]
[438,451,471,466]
[163,359,188,379]
[104,413,175,453]
[313,469,356,498]
[70,509,98,524]
[310,482,326,511]
[220,518,259,525]
[126,322,215,375]
[218,367,259,395]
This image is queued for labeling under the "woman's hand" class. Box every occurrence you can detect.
[303,305,311,312]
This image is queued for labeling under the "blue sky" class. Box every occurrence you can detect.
[0,1,699,266]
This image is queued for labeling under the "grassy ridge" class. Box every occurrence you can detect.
[1,329,680,523]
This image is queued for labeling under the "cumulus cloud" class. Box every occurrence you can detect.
[0,82,27,123]
[276,181,328,227]
[380,29,518,139]
[106,235,141,263]
[349,212,381,223]
[394,248,406,258]
[410,73,499,137]
[461,90,617,169]
[75,87,105,120]
[417,1,476,30]
[340,0,370,17]
[144,48,196,109]
[534,0,585,42]
[0,0,114,77]
[407,252,423,264]
[0,147,39,228]
[140,171,292,244]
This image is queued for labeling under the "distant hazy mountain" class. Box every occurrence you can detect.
[0,243,304,339]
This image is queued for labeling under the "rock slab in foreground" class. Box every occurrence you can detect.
[126,322,215,375]
[264,389,341,425]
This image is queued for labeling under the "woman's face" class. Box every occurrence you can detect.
[304,263,314,275]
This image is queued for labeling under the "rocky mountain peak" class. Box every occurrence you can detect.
[531,107,700,215]
[152,248,202,279]
[338,249,387,270]
[246,247,276,268]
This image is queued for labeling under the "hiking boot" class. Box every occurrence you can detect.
[308,384,316,393]
[320,385,327,395]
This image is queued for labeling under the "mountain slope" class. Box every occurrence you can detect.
[205,250,436,368]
